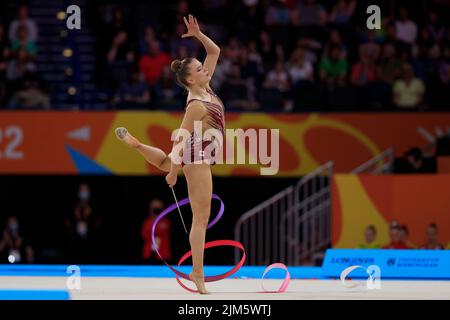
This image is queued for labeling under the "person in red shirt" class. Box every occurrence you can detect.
[421,223,444,249]
[141,199,172,264]
[383,224,410,249]
[139,40,171,87]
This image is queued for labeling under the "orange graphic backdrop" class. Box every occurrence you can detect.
[1,112,450,176]
[332,174,450,249]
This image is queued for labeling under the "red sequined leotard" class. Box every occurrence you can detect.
[181,88,225,166]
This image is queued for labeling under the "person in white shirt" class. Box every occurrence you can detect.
[8,5,38,42]
[395,7,417,45]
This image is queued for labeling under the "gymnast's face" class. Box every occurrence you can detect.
[186,59,210,87]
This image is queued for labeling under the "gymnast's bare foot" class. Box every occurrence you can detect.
[189,271,210,294]
[115,127,140,148]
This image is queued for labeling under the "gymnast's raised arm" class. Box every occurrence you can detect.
[181,14,220,80]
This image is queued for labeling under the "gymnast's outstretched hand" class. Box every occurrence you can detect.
[165,170,177,188]
[181,14,201,38]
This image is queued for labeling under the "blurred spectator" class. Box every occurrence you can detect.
[399,225,415,249]
[153,65,183,109]
[141,199,172,264]
[329,0,356,28]
[287,47,314,85]
[262,61,292,111]
[323,29,348,60]
[8,71,50,110]
[264,60,290,92]
[0,24,10,104]
[426,10,446,45]
[8,4,38,42]
[420,223,444,249]
[395,7,418,46]
[106,30,135,91]
[320,45,348,86]
[209,47,232,91]
[359,225,380,249]
[65,183,98,263]
[139,40,171,87]
[258,31,277,71]
[6,48,36,82]
[113,66,150,110]
[383,224,410,249]
[393,63,425,109]
[11,25,36,57]
[394,147,436,174]
[0,215,34,263]
[219,63,258,110]
[265,0,290,27]
[139,26,158,55]
[351,45,378,107]
[297,0,327,27]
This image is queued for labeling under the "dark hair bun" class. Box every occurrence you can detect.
[171,59,182,73]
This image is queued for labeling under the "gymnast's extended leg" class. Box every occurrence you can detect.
[115,127,172,172]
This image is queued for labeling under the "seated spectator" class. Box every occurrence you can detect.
[287,47,314,85]
[393,63,425,109]
[323,29,348,60]
[296,0,327,41]
[139,40,171,87]
[329,0,356,27]
[350,47,377,87]
[219,63,257,110]
[395,7,418,46]
[350,46,378,107]
[11,26,37,57]
[239,46,262,82]
[320,45,348,86]
[209,48,232,92]
[0,24,10,104]
[265,0,290,27]
[107,30,135,91]
[399,225,415,249]
[0,215,34,263]
[394,147,436,174]
[113,66,150,110]
[359,30,381,62]
[8,71,50,110]
[383,224,410,249]
[153,65,183,109]
[264,61,290,92]
[428,60,450,109]
[8,4,38,43]
[263,61,292,111]
[139,26,158,55]
[421,223,444,249]
[258,31,277,72]
[426,10,446,45]
[6,48,36,82]
[359,225,381,249]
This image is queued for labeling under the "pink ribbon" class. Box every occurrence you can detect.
[152,193,290,293]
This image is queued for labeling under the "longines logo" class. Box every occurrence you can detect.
[387,258,396,266]
[331,257,375,265]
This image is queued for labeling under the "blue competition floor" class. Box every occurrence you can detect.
[0,265,324,279]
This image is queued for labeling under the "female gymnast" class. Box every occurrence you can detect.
[115,14,224,294]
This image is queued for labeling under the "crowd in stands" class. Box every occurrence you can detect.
[360,221,447,250]
[0,4,49,109]
[0,1,449,111]
[88,0,450,111]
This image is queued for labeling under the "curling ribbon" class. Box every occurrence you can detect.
[340,265,376,288]
[151,194,290,293]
